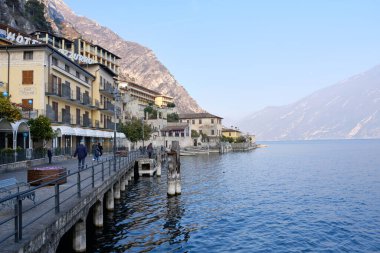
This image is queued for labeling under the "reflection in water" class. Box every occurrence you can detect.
[91,140,380,252]
[164,196,189,245]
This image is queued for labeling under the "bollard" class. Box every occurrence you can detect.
[156,151,162,177]
[167,154,176,196]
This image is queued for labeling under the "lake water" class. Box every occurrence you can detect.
[89,140,380,252]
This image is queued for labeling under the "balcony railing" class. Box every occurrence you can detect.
[101,101,114,112]
[49,112,74,125]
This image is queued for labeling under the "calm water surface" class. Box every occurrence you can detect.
[90,140,380,252]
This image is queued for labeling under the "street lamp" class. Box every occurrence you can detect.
[28,99,33,118]
[141,117,145,149]
[112,87,121,157]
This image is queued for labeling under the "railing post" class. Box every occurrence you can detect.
[118,156,121,171]
[102,162,105,181]
[114,156,117,172]
[92,165,95,188]
[77,171,81,198]
[55,184,60,214]
[109,159,111,176]
[14,197,22,242]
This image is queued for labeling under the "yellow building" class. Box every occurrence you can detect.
[155,94,174,108]
[83,63,118,130]
[222,128,242,139]
[74,38,120,74]
[0,44,124,151]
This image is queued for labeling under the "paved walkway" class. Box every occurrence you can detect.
[0,152,138,252]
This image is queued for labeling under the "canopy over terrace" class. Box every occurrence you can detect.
[52,126,126,151]
[0,119,31,149]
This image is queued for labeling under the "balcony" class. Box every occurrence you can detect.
[49,112,74,125]
[100,82,115,97]
[101,101,115,113]
[81,93,91,106]
[46,83,73,101]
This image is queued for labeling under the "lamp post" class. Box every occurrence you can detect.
[141,117,145,149]
[112,88,120,157]
[28,99,33,118]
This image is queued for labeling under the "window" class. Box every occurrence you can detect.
[22,70,33,84]
[21,99,33,111]
[199,119,202,124]
[65,64,70,72]
[187,120,189,123]
[211,130,215,135]
[23,51,33,60]
[76,71,80,78]
[85,77,88,83]
[229,133,231,136]
[52,57,58,66]
[211,119,214,124]
[192,119,195,124]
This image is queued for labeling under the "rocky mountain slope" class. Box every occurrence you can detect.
[1,0,203,113]
[240,65,380,140]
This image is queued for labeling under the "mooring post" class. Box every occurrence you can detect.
[156,150,162,177]
[167,153,176,196]
[172,141,181,195]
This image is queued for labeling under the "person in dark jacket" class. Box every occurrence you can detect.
[47,148,52,164]
[74,141,87,170]
[92,143,100,162]
[147,143,153,158]
[98,143,103,156]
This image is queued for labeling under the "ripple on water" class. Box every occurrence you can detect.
[90,140,380,252]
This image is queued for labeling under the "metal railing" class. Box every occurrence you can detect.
[0,147,75,165]
[0,151,141,244]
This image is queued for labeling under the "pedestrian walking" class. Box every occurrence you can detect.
[98,142,103,156]
[147,143,153,158]
[92,143,100,162]
[47,148,52,164]
[74,141,87,170]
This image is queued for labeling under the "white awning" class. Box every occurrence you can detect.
[73,128,88,136]
[52,126,75,136]
[116,132,125,138]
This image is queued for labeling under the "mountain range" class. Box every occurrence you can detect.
[0,0,204,113]
[240,65,380,140]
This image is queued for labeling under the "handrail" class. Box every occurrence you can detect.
[0,150,141,245]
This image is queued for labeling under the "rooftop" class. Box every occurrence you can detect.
[179,112,223,119]
[161,123,189,132]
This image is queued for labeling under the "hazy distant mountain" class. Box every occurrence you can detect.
[240,65,380,140]
[0,0,204,113]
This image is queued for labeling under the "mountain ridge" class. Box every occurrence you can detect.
[0,0,204,113]
[240,64,380,140]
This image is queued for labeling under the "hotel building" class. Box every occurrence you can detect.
[0,44,124,151]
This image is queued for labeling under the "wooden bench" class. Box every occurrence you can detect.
[0,178,36,208]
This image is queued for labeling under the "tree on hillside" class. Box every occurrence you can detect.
[166,102,176,108]
[119,119,153,143]
[0,95,22,123]
[167,112,179,122]
[25,0,51,31]
[27,115,55,147]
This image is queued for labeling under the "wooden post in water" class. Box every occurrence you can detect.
[172,141,181,195]
[156,150,162,177]
[167,141,181,196]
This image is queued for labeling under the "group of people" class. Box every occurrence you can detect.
[139,143,154,158]
[91,142,103,162]
[73,141,103,170]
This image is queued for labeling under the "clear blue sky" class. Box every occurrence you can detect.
[65,0,380,122]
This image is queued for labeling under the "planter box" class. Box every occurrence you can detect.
[27,167,67,186]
